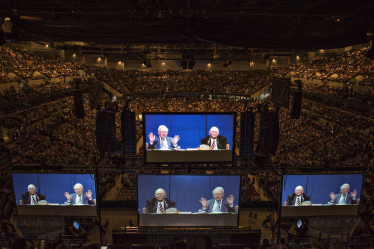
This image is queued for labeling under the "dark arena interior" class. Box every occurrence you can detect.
[1,1,374,249]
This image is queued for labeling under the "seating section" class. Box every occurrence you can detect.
[0,45,374,239]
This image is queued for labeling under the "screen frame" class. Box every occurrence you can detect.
[11,172,98,217]
[136,174,242,227]
[280,172,364,217]
[143,112,237,164]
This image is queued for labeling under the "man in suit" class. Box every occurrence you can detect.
[145,188,175,213]
[148,125,180,150]
[64,183,94,205]
[329,183,357,205]
[284,186,310,206]
[20,184,45,205]
[201,127,229,150]
[199,187,235,213]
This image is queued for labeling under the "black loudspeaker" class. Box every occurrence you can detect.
[240,111,255,156]
[96,111,117,156]
[291,91,303,119]
[73,79,85,119]
[121,111,136,155]
[255,113,279,155]
[181,60,187,69]
[188,60,195,69]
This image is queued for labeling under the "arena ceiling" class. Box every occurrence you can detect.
[1,0,374,50]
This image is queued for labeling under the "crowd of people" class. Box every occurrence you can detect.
[283,47,374,85]
[1,44,374,244]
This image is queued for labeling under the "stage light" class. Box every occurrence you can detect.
[45,45,48,47]
[162,62,165,65]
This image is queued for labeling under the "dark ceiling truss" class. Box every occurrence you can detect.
[1,0,373,49]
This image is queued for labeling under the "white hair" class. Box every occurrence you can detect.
[155,188,166,196]
[74,183,84,190]
[158,125,169,133]
[212,187,224,195]
[340,183,350,190]
[210,126,219,134]
[28,184,36,190]
[295,186,304,192]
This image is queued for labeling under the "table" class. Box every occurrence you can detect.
[146,150,233,163]
[281,205,358,217]
[139,213,238,226]
[17,205,97,216]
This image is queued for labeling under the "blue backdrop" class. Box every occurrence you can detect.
[12,173,96,205]
[282,174,363,205]
[144,114,235,149]
[138,175,241,213]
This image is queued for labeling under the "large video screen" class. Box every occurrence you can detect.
[12,173,97,216]
[281,174,363,217]
[138,175,241,226]
[143,113,236,163]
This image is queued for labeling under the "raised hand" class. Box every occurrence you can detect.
[199,197,208,209]
[226,144,229,150]
[284,201,288,206]
[64,192,71,201]
[172,135,180,146]
[329,192,336,201]
[149,132,155,143]
[227,195,235,206]
[86,190,92,199]
[351,190,357,199]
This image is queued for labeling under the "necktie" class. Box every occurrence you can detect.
[339,195,346,204]
[163,138,168,149]
[211,140,215,150]
[297,197,301,206]
[32,196,36,204]
[214,200,221,212]
[159,202,164,213]
[78,195,81,204]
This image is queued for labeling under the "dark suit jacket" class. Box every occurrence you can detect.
[331,193,357,205]
[286,193,310,206]
[21,192,45,204]
[148,136,176,150]
[67,193,94,205]
[201,135,227,149]
[202,199,235,213]
[145,198,175,213]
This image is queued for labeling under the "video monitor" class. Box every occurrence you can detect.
[138,175,241,226]
[281,174,363,217]
[73,220,80,231]
[143,113,236,163]
[297,219,302,229]
[11,173,97,216]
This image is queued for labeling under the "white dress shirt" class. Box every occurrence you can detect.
[212,200,222,212]
[339,194,347,204]
[76,194,82,204]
